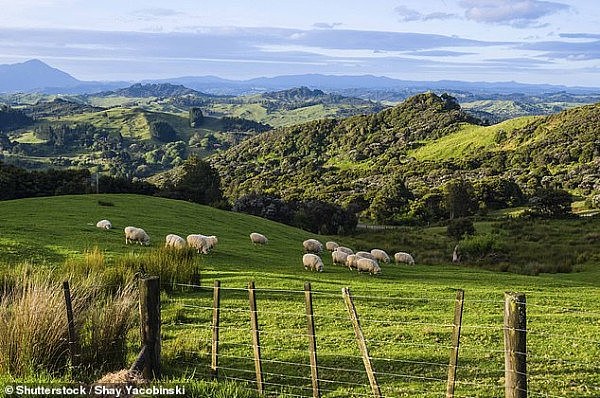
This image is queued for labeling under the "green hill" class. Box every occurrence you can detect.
[211,94,600,215]
[0,194,599,397]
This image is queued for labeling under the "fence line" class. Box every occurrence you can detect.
[43,277,598,397]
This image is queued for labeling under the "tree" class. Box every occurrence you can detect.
[149,121,178,142]
[446,218,475,241]
[172,156,223,205]
[189,107,204,128]
[444,179,477,219]
[528,188,572,218]
[368,176,413,224]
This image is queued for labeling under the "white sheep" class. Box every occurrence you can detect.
[371,249,390,263]
[250,232,268,245]
[124,226,150,246]
[356,258,382,275]
[394,252,415,265]
[165,234,186,249]
[337,246,354,255]
[332,250,349,266]
[187,234,218,254]
[303,253,324,272]
[303,239,323,253]
[355,251,377,261]
[96,219,112,230]
[325,241,339,252]
[346,254,359,270]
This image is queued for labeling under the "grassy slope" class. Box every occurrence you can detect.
[410,116,539,161]
[0,195,598,397]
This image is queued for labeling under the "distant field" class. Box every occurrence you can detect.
[0,195,598,397]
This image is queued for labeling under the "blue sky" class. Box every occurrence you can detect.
[0,0,598,85]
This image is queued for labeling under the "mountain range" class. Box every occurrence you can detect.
[1,59,598,96]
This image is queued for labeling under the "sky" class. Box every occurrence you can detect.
[0,0,598,86]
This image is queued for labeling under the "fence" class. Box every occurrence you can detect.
[155,279,599,398]
[58,277,600,397]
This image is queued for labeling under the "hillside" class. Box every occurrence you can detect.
[211,93,600,217]
[92,83,210,99]
[0,194,599,398]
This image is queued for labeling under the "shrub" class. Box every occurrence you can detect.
[459,234,507,263]
[446,218,475,241]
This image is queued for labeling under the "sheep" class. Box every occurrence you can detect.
[394,252,415,265]
[250,232,268,245]
[303,253,324,272]
[355,251,377,261]
[332,250,349,266]
[124,226,150,246]
[346,254,359,270]
[96,219,112,230]
[371,249,390,263]
[186,234,218,254]
[303,239,323,253]
[165,234,186,249]
[325,241,339,252]
[337,246,354,255]
[356,258,382,275]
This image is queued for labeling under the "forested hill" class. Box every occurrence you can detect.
[210,93,600,221]
[92,83,210,98]
[210,92,480,200]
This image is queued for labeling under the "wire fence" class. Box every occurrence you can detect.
[156,281,600,398]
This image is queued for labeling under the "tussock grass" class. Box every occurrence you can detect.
[0,265,137,379]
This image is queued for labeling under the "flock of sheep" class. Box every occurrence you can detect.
[299,238,414,275]
[96,220,414,276]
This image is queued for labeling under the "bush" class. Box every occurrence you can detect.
[459,234,507,263]
[528,188,573,218]
[447,218,475,241]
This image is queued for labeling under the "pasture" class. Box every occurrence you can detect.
[0,194,598,397]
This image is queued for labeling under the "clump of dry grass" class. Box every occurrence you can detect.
[0,266,137,379]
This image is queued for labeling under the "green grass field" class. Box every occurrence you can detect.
[0,195,598,397]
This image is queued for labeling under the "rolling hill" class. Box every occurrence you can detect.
[210,92,600,212]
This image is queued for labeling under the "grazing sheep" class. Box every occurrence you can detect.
[303,253,324,272]
[124,226,150,246]
[337,246,354,255]
[186,234,218,254]
[355,251,377,261]
[356,258,381,275]
[325,241,339,252]
[303,239,323,253]
[165,234,186,249]
[332,250,349,265]
[394,252,415,265]
[371,249,391,263]
[96,219,112,230]
[250,232,268,245]
[346,254,359,270]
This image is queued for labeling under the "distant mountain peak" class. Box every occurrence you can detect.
[0,59,80,93]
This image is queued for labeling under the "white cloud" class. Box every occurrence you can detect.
[459,0,570,27]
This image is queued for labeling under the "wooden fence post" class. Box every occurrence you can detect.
[342,287,382,398]
[248,281,264,395]
[139,276,161,379]
[62,281,78,365]
[504,292,527,398]
[211,280,221,379]
[446,289,465,398]
[304,282,321,398]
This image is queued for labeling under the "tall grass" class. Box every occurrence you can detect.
[0,265,137,379]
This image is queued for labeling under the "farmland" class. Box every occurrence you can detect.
[0,194,598,396]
